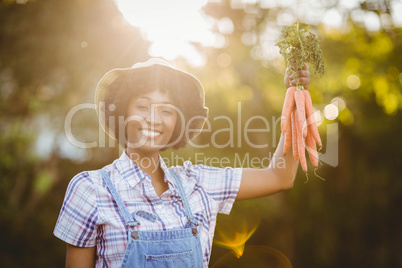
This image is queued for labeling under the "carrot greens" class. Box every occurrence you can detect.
[276,23,325,88]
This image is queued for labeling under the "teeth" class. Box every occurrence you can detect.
[141,130,161,137]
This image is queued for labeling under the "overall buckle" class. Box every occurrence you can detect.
[126,221,140,239]
[192,227,198,236]
[131,230,139,239]
[188,218,199,236]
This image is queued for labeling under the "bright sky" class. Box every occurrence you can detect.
[115,0,216,66]
[115,0,401,66]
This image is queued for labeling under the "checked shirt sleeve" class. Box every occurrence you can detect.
[54,172,99,247]
[188,163,243,215]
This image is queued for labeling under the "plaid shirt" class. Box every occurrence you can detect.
[54,151,242,267]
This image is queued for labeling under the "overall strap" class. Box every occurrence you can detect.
[168,169,199,235]
[98,169,139,228]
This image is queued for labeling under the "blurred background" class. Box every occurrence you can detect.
[0,0,401,267]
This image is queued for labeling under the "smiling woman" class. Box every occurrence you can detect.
[115,0,215,66]
[54,54,309,267]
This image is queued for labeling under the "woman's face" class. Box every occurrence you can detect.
[125,90,178,154]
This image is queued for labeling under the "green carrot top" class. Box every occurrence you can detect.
[276,23,325,82]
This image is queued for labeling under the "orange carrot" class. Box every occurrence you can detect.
[291,108,298,159]
[283,113,292,154]
[305,131,319,168]
[304,90,322,147]
[294,89,307,138]
[281,87,296,134]
[296,112,307,173]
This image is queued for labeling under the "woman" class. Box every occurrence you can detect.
[54,58,310,267]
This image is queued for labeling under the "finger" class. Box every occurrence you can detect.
[289,80,295,86]
[284,70,292,88]
[297,77,310,89]
[298,69,310,78]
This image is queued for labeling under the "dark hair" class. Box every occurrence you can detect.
[104,69,207,149]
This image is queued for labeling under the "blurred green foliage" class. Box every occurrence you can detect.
[0,0,401,267]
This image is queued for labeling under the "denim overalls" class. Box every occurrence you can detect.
[99,169,204,268]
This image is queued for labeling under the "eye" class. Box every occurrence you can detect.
[161,109,172,114]
[160,106,176,115]
[136,104,149,111]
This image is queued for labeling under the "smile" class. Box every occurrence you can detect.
[141,130,161,138]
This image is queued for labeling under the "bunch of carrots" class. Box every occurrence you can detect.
[276,23,325,178]
[281,85,322,175]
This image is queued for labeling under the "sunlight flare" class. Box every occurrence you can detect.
[115,0,217,66]
[214,221,259,258]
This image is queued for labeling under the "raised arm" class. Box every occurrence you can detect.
[236,134,299,200]
[236,65,310,201]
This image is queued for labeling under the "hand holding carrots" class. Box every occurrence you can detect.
[284,63,310,89]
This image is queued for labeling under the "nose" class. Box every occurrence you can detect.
[145,107,162,125]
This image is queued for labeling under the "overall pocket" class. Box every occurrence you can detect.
[145,250,194,268]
